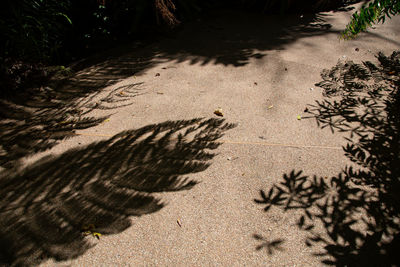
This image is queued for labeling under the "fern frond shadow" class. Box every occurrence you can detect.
[0,118,236,265]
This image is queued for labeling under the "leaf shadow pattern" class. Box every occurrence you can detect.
[253,234,284,254]
[255,51,400,266]
[0,80,145,170]
[0,118,236,266]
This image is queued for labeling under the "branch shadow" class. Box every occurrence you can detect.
[0,118,236,266]
[254,51,400,265]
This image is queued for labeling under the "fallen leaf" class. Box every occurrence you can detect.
[82,231,91,236]
[92,232,102,239]
[297,115,302,120]
[214,108,223,117]
[177,219,182,227]
[103,118,110,123]
[268,105,274,109]
[81,224,101,239]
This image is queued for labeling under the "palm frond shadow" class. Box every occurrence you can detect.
[0,118,236,266]
[255,51,400,265]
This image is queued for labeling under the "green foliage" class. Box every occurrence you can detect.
[0,0,73,93]
[342,0,400,39]
[0,0,72,63]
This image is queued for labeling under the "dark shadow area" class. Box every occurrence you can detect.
[156,11,335,67]
[53,3,350,82]
[0,118,236,266]
[43,7,343,93]
[254,51,400,265]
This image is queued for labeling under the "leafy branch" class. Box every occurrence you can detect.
[342,0,400,39]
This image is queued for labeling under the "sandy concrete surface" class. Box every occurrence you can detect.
[9,3,399,267]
